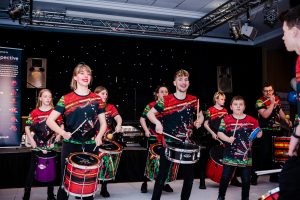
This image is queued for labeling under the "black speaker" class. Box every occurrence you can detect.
[217,66,232,93]
[26,58,47,88]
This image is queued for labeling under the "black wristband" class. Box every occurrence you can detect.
[292,132,300,139]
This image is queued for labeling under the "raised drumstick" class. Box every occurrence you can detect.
[162,132,183,142]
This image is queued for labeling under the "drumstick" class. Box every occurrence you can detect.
[255,169,282,176]
[71,119,87,135]
[197,99,200,120]
[162,132,183,142]
[93,144,98,152]
[231,119,239,145]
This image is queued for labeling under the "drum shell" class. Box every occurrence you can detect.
[145,143,179,182]
[63,152,100,197]
[205,145,225,183]
[35,155,56,182]
[273,137,290,163]
[98,140,123,181]
[165,142,200,164]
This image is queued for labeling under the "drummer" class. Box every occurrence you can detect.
[94,86,123,198]
[23,89,63,200]
[216,96,262,200]
[140,85,174,193]
[46,62,107,200]
[147,69,204,200]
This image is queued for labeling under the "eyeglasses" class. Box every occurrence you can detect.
[263,89,274,93]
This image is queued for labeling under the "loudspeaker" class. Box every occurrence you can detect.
[26,58,47,88]
[217,66,232,93]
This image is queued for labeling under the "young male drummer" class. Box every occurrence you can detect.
[147,69,204,200]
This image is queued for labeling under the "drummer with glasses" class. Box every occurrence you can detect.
[147,69,204,200]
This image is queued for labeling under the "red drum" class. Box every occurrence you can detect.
[63,152,100,197]
[145,143,179,182]
[98,140,123,181]
[206,145,224,183]
[165,142,200,164]
[273,137,290,163]
[259,187,279,200]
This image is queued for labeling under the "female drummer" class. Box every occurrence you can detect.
[217,96,262,200]
[140,85,174,193]
[46,62,107,200]
[94,86,123,198]
[23,89,63,200]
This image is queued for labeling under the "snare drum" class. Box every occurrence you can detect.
[165,142,200,164]
[145,143,179,182]
[259,187,279,200]
[273,137,290,163]
[98,140,123,181]
[35,154,56,182]
[206,145,224,183]
[63,152,100,197]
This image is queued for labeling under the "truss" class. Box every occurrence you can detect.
[14,0,265,39]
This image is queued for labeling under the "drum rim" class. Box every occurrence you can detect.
[68,152,100,169]
[99,140,123,153]
[166,145,200,153]
[165,155,199,164]
[260,187,279,199]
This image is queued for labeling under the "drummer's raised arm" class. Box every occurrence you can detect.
[147,107,163,134]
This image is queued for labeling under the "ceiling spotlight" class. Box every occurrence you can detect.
[263,0,278,26]
[241,23,258,40]
[8,0,29,20]
[228,20,241,40]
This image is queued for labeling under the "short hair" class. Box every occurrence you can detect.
[94,86,107,94]
[70,62,92,90]
[174,69,189,80]
[213,91,226,104]
[282,5,300,29]
[230,95,245,106]
[36,89,53,108]
[262,82,273,89]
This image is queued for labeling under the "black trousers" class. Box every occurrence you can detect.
[218,165,251,200]
[279,156,300,200]
[57,142,98,200]
[24,150,56,197]
[151,147,194,200]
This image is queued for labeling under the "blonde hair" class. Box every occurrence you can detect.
[174,69,189,80]
[94,86,107,94]
[213,91,226,104]
[36,89,54,108]
[70,62,93,90]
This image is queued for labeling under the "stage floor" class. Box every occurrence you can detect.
[0,176,278,200]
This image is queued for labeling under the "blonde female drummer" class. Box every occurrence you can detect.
[46,62,107,200]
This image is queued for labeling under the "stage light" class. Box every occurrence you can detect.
[228,20,241,40]
[263,0,278,26]
[241,23,258,40]
[8,0,29,20]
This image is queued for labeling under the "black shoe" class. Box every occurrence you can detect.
[251,175,258,185]
[141,182,148,193]
[75,197,81,199]
[47,195,57,200]
[162,184,173,192]
[230,178,242,187]
[217,196,225,200]
[100,189,110,197]
[23,189,30,200]
[199,180,206,189]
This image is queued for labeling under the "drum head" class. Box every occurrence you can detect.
[150,143,162,156]
[69,152,100,166]
[210,145,224,165]
[99,140,122,152]
[168,142,199,150]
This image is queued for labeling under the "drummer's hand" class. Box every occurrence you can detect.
[30,140,37,149]
[228,136,235,144]
[211,133,218,140]
[257,131,263,138]
[115,125,122,133]
[61,131,71,140]
[193,119,202,129]
[55,134,62,142]
[145,130,151,137]
[285,119,293,127]
[155,121,163,134]
[95,134,103,146]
